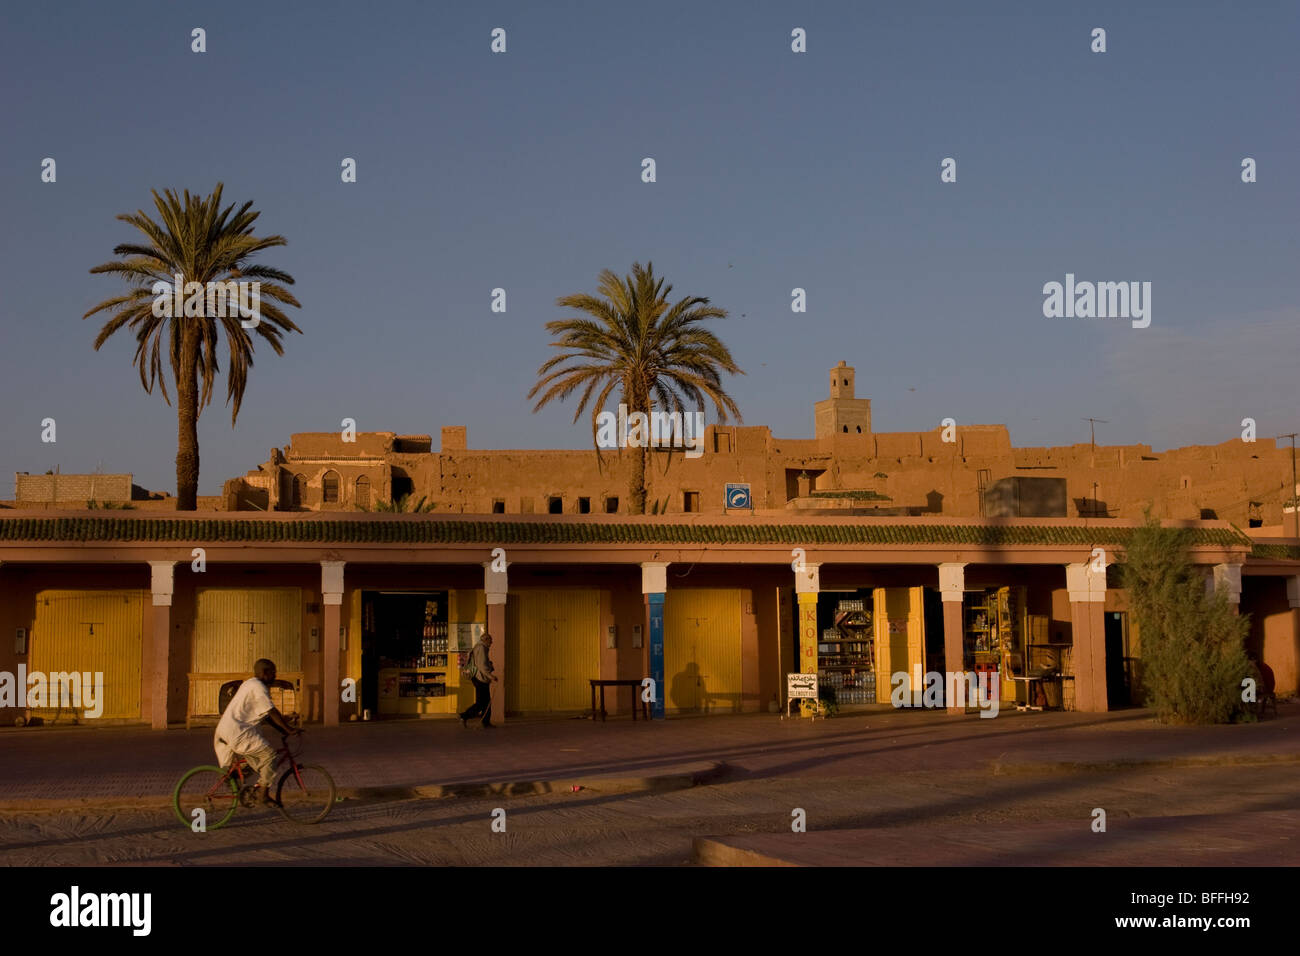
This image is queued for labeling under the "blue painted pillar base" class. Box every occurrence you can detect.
[649,592,665,720]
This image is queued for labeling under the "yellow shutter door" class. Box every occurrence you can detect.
[194,589,300,672]
[664,589,742,714]
[906,586,925,682]
[244,588,302,672]
[192,589,301,716]
[506,590,599,713]
[30,590,143,719]
[348,588,362,690]
[193,589,245,675]
[875,588,925,699]
[874,587,891,694]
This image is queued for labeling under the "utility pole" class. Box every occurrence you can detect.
[1083,420,1109,513]
[1278,433,1298,539]
[1083,418,1109,453]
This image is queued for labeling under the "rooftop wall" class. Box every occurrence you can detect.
[14,473,132,503]
[287,432,401,457]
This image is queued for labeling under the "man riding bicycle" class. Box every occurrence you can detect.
[214,659,299,806]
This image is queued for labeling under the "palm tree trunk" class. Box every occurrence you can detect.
[630,443,647,514]
[175,327,200,511]
[625,384,650,514]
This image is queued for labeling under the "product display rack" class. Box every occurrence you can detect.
[817,597,876,704]
[997,585,1028,706]
[962,590,1001,706]
[962,587,1030,706]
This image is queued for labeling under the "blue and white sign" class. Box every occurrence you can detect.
[725,483,752,509]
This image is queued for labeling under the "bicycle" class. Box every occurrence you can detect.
[172,730,336,830]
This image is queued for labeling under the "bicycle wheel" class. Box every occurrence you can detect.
[173,765,238,830]
[275,763,336,824]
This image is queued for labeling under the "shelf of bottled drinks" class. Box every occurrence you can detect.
[818,596,877,704]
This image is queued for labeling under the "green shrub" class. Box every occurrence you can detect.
[1119,517,1251,724]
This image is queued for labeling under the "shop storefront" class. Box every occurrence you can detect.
[361,589,484,719]
[813,589,877,705]
[0,513,1271,728]
[802,586,936,709]
[960,585,1072,709]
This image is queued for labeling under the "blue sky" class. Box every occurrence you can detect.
[2,0,1296,495]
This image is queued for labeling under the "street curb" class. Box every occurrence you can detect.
[0,760,729,813]
[693,837,801,867]
[990,751,1300,775]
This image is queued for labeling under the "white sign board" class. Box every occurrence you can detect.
[451,621,485,652]
[787,672,819,699]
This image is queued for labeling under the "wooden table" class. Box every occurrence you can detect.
[589,679,650,722]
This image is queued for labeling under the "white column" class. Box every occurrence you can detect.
[149,560,175,607]
[938,562,966,603]
[1065,562,1108,712]
[483,560,508,724]
[321,560,345,726]
[938,563,966,712]
[1211,563,1243,604]
[483,560,509,605]
[641,562,669,595]
[147,561,176,730]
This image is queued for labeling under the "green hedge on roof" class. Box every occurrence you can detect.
[809,490,892,501]
[1249,543,1300,561]
[0,516,1253,548]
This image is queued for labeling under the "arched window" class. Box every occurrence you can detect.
[322,470,340,503]
[355,476,371,509]
[292,474,306,508]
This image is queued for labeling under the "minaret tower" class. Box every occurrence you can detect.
[814,360,872,438]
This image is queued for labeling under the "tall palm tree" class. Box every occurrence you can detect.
[529,261,742,514]
[84,184,301,510]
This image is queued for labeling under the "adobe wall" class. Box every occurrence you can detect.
[13,473,132,503]
[224,418,1299,526]
[1242,575,1299,696]
[286,432,403,458]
